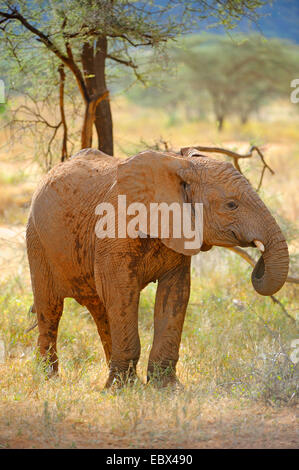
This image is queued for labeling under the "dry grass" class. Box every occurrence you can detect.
[0,97,298,448]
[0,270,298,449]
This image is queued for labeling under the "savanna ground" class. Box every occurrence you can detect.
[0,97,298,449]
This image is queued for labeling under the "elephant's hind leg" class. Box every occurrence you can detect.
[85,300,112,365]
[36,295,64,377]
[27,223,64,377]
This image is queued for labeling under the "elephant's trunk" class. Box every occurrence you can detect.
[251,217,289,296]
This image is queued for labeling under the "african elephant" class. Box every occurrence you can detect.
[26,147,289,388]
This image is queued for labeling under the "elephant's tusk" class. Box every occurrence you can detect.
[253,240,265,252]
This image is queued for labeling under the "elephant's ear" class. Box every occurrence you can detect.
[117,150,202,256]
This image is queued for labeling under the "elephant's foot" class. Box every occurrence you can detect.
[44,368,59,380]
[147,362,183,390]
[38,352,59,380]
[37,363,59,381]
[104,360,139,390]
[150,375,183,390]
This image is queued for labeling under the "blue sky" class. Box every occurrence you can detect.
[230,0,299,43]
[157,0,299,43]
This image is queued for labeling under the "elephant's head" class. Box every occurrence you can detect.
[117,149,289,296]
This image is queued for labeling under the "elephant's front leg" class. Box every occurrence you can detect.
[99,279,141,389]
[148,258,191,387]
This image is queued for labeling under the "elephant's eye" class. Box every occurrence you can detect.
[226,201,238,210]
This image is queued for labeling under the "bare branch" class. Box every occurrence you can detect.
[46,123,61,170]
[11,104,60,129]
[0,16,9,26]
[226,246,297,324]
[107,33,156,48]
[181,144,275,191]
[106,53,138,69]
[227,246,299,286]
[0,7,90,103]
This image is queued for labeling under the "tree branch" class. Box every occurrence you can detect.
[106,53,138,68]
[181,144,274,191]
[226,246,299,285]
[106,33,156,48]
[11,104,59,129]
[0,7,90,103]
[226,246,297,324]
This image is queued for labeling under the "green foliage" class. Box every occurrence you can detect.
[0,1,267,96]
[127,34,299,129]
[0,1,268,165]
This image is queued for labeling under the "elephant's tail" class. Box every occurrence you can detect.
[29,303,36,314]
[25,304,38,334]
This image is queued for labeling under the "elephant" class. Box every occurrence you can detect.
[26,147,289,388]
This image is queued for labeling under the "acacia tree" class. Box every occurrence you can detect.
[174,35,299,130]
[0,0,265,159]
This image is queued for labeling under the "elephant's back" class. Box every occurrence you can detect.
[31,150,117,211]
[28,151,117,271]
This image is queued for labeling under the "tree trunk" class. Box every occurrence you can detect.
[81,38,114,155]
[217,116,224,132]
[94,37,113,156]
[217,115,224,131]
[240,114,248,125]
[81,100,97,149]
[58,65,68,161]
[94,96,113,155]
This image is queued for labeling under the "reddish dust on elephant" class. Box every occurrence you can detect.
[26,148,289,388]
